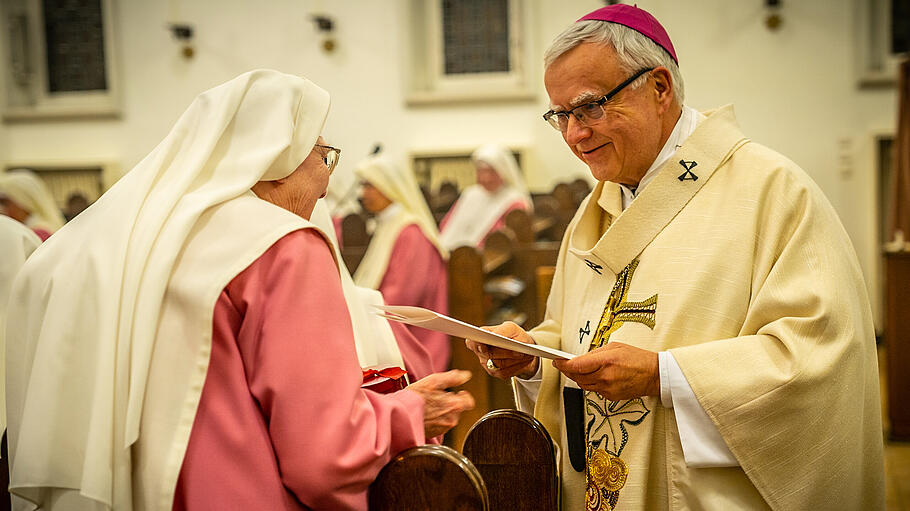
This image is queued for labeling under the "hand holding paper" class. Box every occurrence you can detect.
[374,305,574,360]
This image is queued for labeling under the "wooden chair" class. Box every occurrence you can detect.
[462,410,558,511]
[369,445,489,510]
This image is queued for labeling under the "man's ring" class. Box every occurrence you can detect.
[486,358,498,371]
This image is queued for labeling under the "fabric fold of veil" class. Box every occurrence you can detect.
[5,69,329,510]
[353,155,447,289]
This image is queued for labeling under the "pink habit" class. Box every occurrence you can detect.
[174,229,426,511]
[439,199,528,248]
[378,224,450,373]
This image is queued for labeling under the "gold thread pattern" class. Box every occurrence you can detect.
[583,258,656,510]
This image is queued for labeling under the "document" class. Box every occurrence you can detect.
[374,305,575,360]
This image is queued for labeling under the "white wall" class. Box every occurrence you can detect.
[0,0,898,325]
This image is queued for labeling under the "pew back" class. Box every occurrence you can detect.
[369,445,489,511]
[462,410,558,511]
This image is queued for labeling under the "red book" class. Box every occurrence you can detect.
[361,366,409,394]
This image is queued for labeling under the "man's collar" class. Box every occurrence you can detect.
[615,105,704,210]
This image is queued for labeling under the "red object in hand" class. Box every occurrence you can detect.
[361,366,409,394]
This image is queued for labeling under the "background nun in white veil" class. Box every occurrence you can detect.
[353,154,451,373]
[438,143,533,251]
[0,169,66,241]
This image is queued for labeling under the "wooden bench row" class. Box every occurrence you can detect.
[369,409,558,511]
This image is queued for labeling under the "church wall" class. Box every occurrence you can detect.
[0,0,897,327]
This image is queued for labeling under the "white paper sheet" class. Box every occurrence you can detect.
[374,305,575,360]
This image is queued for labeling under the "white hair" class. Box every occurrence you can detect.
[544,20,685,104]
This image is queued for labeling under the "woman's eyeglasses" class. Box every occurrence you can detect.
[315,144,341,174]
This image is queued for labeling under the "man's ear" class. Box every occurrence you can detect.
[651,67,674,109]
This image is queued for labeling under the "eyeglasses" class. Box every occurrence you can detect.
[315,144,341,174]
[542,67,654,132]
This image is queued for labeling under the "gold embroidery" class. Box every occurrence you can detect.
[590,259,657,351]
[584,258,656,510]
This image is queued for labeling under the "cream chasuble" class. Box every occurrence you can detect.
[524,106,884,510]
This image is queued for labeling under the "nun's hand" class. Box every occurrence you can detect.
[408,370,475,439]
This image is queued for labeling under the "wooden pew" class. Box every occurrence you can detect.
[532,195,570,242]
[431,181,459,225]
[462,410,558,511]
[370,410,559,511]
[369,445,489,510]
[340,213,370,274]
[446,232,518,450]
[536,265,556,323]
[446,229,559,448]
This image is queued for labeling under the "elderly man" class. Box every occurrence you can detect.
[6,70,474,511]
[468,5,884,510]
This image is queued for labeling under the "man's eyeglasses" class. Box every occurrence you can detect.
[542,67,654,132]
[315,144,341,174]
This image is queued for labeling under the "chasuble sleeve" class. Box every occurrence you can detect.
[230,229,426,510]
[668,159,883,509]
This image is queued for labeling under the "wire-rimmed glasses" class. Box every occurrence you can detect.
[542,67,654,132]
[315,144,341,174]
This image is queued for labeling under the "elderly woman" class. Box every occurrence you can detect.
[438,143,533,250]
[0,169,66,241]
[5,70,473,511]
[353,155,450,373]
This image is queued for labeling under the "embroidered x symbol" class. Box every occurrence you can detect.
[677,159,698,181]
[584,259,603,275]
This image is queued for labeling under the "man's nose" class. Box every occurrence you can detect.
[564,115,592,146]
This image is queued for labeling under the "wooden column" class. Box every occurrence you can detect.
[886,251,910,440]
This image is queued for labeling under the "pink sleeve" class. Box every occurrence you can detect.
[229,229,426,510]
[378,224,436,307]
[480,199,529,247]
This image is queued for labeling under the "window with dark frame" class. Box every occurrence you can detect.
[42,0,107,93]
[442,0,510,75]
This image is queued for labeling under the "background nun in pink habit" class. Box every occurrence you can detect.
[354,154,450,373]
[5,69,474,511]
[438,143,533,250]
[0,169,66,241]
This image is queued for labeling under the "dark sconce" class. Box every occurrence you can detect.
[311,14,336,53]
[168,23,195,59]
[765,0,783,31]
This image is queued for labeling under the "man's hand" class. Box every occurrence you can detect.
[465,321,540,380]
[407,370,475,439]
[552,342,659,401]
